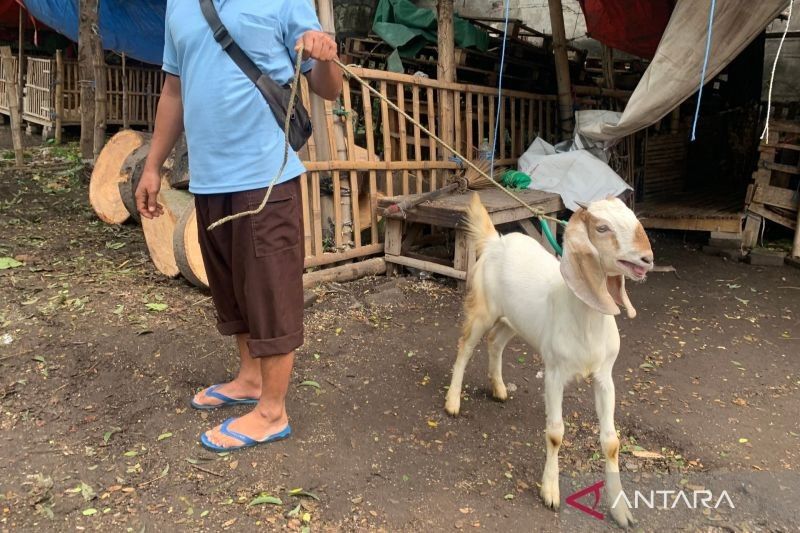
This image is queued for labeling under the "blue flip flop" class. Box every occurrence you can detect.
[190,384,259,410]
[199,418,292,452]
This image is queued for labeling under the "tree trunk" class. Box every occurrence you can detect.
[92,28,107,160]
[1,46,24,167]
[89,129,149,224]
[173,204,208,288]
[78,0,98,161]
[437,0,455,156]
[141,189,194,278]
[547,0,574,137]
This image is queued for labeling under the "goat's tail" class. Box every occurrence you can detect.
[464,193,499,257]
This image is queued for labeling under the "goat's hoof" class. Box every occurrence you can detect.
[609,502,635,529]
[540,483,560,510]
[491,383,508,402]
[444,395,461,416]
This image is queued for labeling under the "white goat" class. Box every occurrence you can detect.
[444,194,653,528]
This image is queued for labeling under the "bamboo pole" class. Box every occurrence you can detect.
[78,0,98,160]
[1,47,23,166]
[437,0,455,153]
[17,6,24,117]
[55,50,63,144]
[121,53,129,129]
[547,0,574,137]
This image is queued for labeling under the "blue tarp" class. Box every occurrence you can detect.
[24,0,166,65]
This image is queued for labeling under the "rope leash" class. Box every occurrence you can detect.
[208,44,567,231]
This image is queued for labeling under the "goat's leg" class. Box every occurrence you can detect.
[540,369,564,510]
[594,368,634,528]
[486,321,515,401]
[444,312,492,416]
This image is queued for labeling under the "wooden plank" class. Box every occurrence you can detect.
[452,229,476,288]
[453,90,462,156]
[300,174,313,257]
[384,218,403,276]
[396,83,409,195]
[489,95,495,153]
[303,158,518,172]
[361,82,379,243]
[304,243,384,268]
[752,184,799,212]
[411,84,423,193]
[477,93,485,151]
[55,50,63,144]
[311,170,323,258]
[641,216,742,233]
[465,92,474,159]
[748,204,797,230]
[499,96,506,159]
[386,254,467,281]
[761,160,799,175]
[426,87,437,191]
[341,82,361,247]
[0,47,23,166]
[510,97,517,158]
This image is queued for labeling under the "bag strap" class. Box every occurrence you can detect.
[198,0,284,95]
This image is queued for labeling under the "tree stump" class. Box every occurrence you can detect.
[89,130,150,224]
[141,189,193,278]
[173,204,208,288]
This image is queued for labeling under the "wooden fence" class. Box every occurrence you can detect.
[293,68,611,268]
[0,55,164,131]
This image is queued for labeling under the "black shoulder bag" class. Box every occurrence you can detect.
[198,0,313,151]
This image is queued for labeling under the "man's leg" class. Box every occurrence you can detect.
[203,351,293,447]
[191,334,261,406]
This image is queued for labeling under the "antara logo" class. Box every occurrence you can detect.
[566,481,736,521]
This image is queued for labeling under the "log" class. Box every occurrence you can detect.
[89,130,149,224]
[173,203,208,288]
[302,257,386,288]
[141,189,194,278]
[168,134,191,189]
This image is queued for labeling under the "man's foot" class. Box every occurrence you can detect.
[191,380,261,409]
[201,408,289,450]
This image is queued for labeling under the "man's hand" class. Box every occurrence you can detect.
[296,31,337,62]
[135,168,163,219]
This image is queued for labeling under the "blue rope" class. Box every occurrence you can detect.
[490,0,512,178]
[691,0,717,141]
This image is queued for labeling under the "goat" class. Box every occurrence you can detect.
[444,194,653,528]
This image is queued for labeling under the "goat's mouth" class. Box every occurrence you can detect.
[617,260,649,280]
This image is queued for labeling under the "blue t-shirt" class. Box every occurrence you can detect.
[163,0,321,194]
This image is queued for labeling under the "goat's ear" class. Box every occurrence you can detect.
[607,275,636,319]
[560,210,620,316]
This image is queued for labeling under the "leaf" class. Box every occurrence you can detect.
[287,503,302,517]
[123,450,138,457]
[200,510,209,518]
[186,458,200,464]
[299,380,320,390]
[33,355,46,363]
[157,432,173,441]
[427,420,438,428]
[80,482,97,501]
[65,486,82,494]
[160,464,170,477]
[639,362,654,370]
[247,494,283,507]
[631,450,664,459]
[302,512,311,523]
[105,242,126,250]
[503,494,514,500]
[103,427,121,444]
[738,438,749,444]
[82,508,98,516]
[0,257,23,269]
[288,488,320,501]
[112,304,125,316]
[145,303,168,312]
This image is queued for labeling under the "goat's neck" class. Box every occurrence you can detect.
[555,278,611,325]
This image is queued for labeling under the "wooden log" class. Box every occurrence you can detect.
[78,0,98,160]
[55,50,64,144]
[92,27,106,160]
[168,134,190,189]
[173,203,208,288]
[89,129,149,224]
[302,257,386,288]
[141,189,193,278]
[437,0,455,151]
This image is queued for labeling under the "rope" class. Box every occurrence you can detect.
[490,0,512,180]
[210,42,570,231]
[761,0,793,142]
[690,0,717,142]
[207,45,305,231]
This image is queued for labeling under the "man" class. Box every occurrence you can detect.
[135,1,341,451]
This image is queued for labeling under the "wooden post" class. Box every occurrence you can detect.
[547,0,574,137]
[92,29,106,159]
[1,47,23,166]
[78,0,98,161]
[794,205,800,259]
[17,6,24,116]
[437,0,455,156]
[121,53,129,129]
[55,50,64,144]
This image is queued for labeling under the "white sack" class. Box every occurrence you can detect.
[518,137,631,211]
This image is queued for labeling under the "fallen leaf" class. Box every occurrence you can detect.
[738,438,749,444]
[229,460,239,471]
[145,303,168,312]
[200,510,209,518]
[248,494,282,507]
[80,482,96,501]
[157,432,173,441]
[222,518,237,528]
[427,420,438,428]
[82,508,98,516]
[299,380,320,390]
[32,355,46,364]
[0,257,23,270]
[503,494,514,500]
[459,507,471,514]
[123,450,138,457]
[732,398,747,407]
[288,488,320,500]
[631,450,663,459]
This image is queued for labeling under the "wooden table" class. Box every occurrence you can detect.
[379,188,564,287]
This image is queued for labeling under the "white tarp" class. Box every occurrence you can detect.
[517,138,631,211]
[578,0,788,143]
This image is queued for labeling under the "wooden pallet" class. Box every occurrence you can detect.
[637,189,745,234]
[743,119,800,253]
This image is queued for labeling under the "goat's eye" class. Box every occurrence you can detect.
[596,225,610,233]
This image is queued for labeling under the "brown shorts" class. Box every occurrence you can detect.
[194,178,304,357]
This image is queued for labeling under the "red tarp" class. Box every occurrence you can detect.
[578,0,676,59]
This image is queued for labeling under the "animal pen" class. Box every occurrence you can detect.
[0,52,164,136]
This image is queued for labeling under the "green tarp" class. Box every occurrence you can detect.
[373,0,489,72]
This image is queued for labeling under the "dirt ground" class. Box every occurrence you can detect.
[1,137,799,532]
